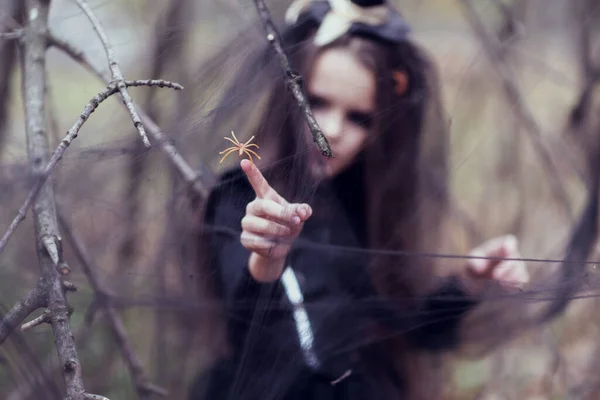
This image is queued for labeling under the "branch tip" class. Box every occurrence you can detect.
[63,280,77,292]
[21,309,51,332]
[84,394,110,400]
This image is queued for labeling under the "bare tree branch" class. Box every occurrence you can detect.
[5,300,101,400]
[73,0,150,147]
[21,0,86,398]
[0,279,46,345]
[0,29,22,38]
[48,33,210,198]
[20,308,51,331]
[0,79,182,255]
[2,2,176,398]
[460,0,574,220]
[83,394,110,400]
[58,211,168,398]
[46,33,103,80]
[251,0,333,158]
[1,305,64,399]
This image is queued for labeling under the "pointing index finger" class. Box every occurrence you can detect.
[241,159,284,203]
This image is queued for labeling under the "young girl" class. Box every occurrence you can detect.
[191,0,529,399]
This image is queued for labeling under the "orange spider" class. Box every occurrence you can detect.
[219,131,261,164]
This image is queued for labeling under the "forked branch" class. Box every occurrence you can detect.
[73,0,151,147]
[47,33,210,198]
[0,80,182,255]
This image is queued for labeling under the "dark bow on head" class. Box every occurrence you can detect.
[352,0,385,6]
[285,0,411,47]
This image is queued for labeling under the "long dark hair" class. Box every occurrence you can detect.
[193,14,453,399]
[243,14,451,295]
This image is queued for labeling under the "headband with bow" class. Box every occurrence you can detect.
[285,0,411,47]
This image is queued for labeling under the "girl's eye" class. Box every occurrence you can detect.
[348,111,374,129]
[308,95,327,109]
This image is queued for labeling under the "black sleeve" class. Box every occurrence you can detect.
[364,275,478,352]
[203,168,284,323]
[405,275,478,350]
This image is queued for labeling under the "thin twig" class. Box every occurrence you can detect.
[58,211,168,398]
[63,280,78,292]
[1,298,63,399]
[0,79,181,255]
[0,29,22,39]
[73,0,151,147]
[460,0,574,220]
[251,0,333,157]
[21,309,51,331]
[47,33,103,80]
[0,279,46,346]
[84,394,110,400]
[48,33,210,198]
[5,301,101,400]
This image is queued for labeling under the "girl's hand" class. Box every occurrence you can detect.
[240,159,312,282]
[464,234,530,295]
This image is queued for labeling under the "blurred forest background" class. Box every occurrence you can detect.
[1,0,600,399]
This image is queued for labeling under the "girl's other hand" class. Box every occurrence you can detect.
[464,234,530,295]
[240,159,312,282]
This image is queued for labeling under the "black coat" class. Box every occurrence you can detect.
[190,162,477,400]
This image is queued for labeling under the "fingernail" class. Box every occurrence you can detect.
[469,258,486,272]
[292,216,301,225]
[303,204,311,217]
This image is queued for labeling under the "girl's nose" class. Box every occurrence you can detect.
[321,111,344,142]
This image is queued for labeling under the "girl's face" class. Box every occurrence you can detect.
[306,47,376,178]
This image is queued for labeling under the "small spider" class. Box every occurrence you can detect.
[219,131,261,164]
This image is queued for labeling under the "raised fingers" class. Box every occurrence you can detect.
[467,234,517,276]
[240,231,290,259]
[493,258,527,279]
[241,159,285,203]
[242,215,292,237]
[246,199,301,226]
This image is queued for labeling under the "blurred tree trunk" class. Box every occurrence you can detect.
[0,0,24,157]
[119,0,192,274]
